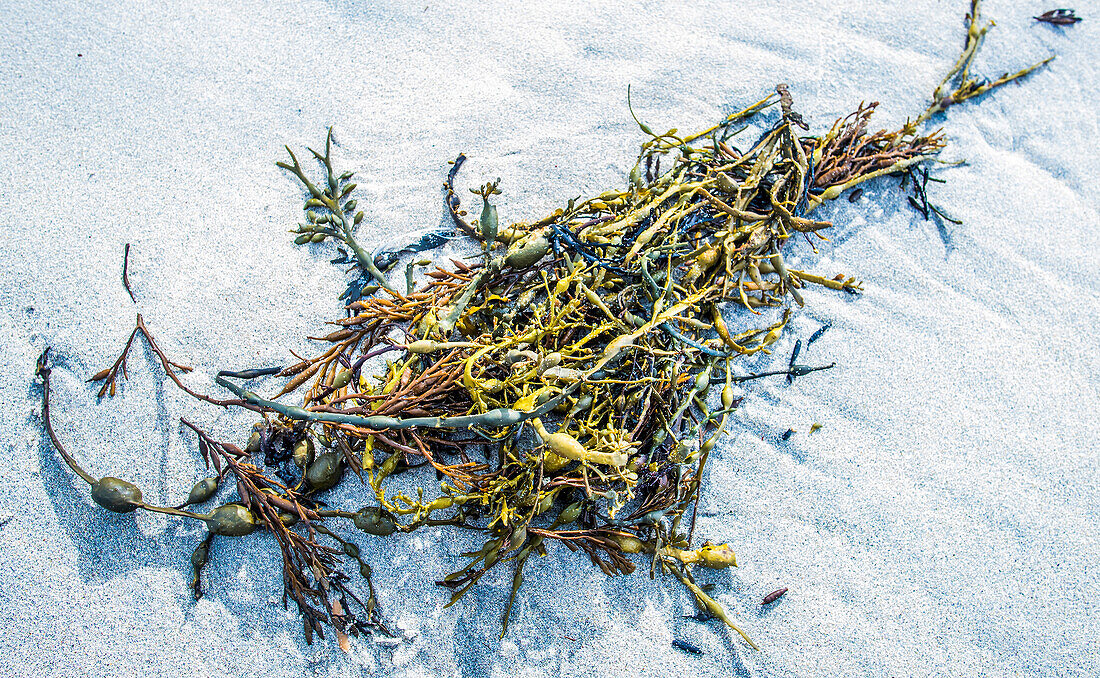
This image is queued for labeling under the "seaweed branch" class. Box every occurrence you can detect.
[279,128,397,294]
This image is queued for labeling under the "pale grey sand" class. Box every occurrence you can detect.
[1,1,1098,676]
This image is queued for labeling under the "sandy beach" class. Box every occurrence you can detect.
[1,1,1097,675]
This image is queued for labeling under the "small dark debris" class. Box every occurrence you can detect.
[786,339,802,383]
[762,587,788,605]
[122,243,136,303]
[847,188,863,203]
[672,639,704,655]
[807,323,830,347]
[780,429,794,441]
[1035,9,1081,25]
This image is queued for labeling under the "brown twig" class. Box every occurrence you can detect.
[122,243,136,303]
[89,314,256,410]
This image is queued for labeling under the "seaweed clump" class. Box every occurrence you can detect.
[36,0,1050,650]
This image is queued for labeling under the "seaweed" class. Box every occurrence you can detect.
[34,0,1051,652]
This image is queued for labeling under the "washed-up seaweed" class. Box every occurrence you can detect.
[35,1,1051,650]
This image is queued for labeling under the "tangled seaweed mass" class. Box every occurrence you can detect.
[35,1,1051,651]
